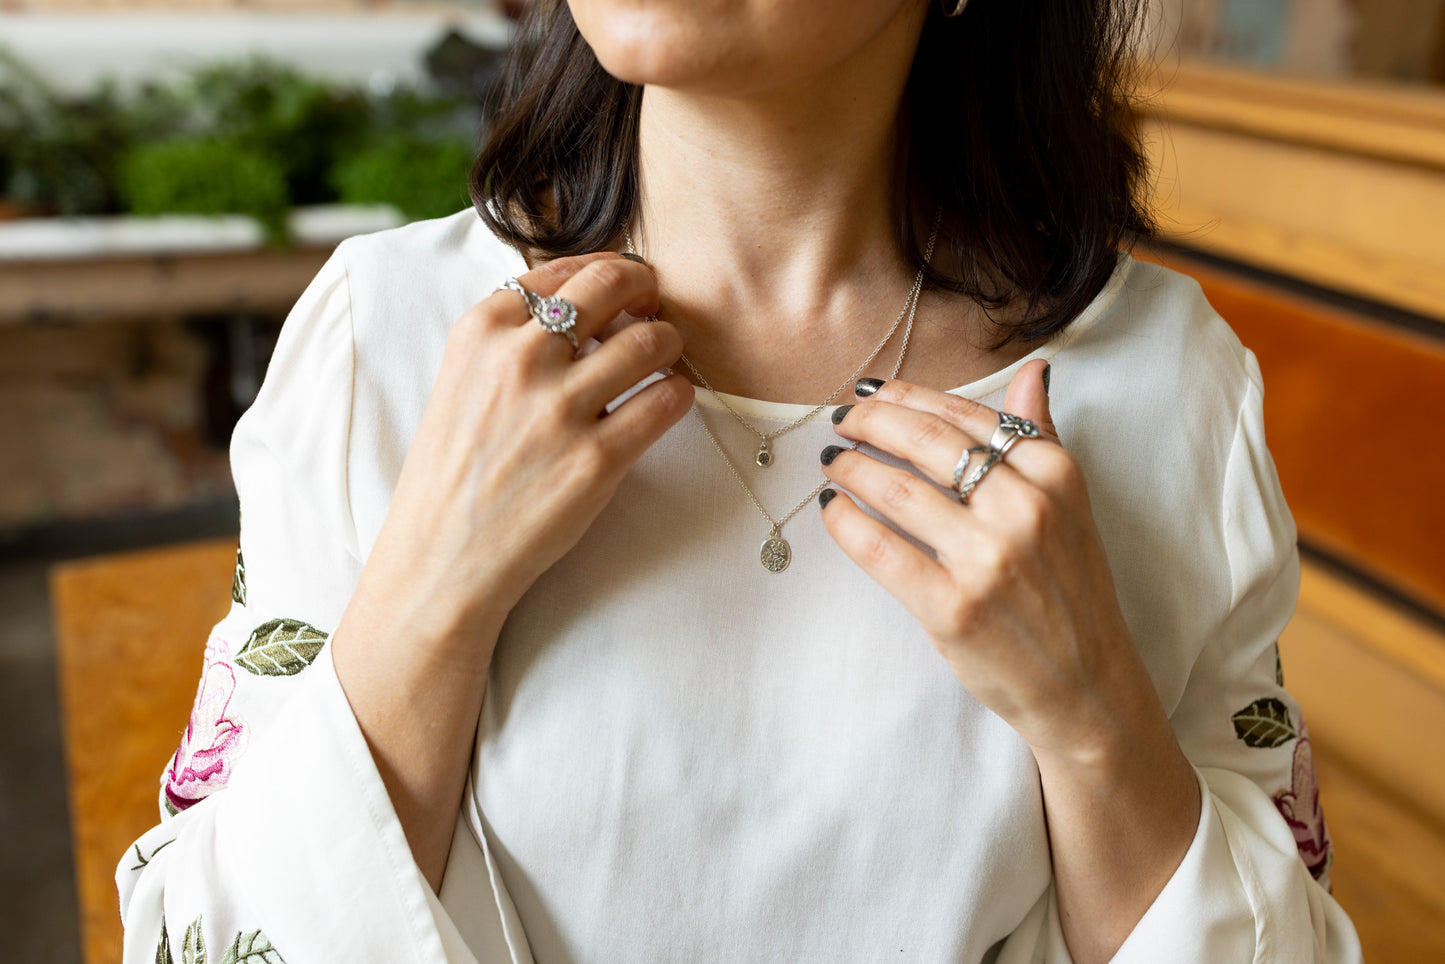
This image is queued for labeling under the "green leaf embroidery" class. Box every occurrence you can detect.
[232,547,247,606]
[156,920,173,964]
[220,930,286,964]
[132,838,173,871]
[235,618,328,676]
[182,917,207,964]
[1232,697,1298,748]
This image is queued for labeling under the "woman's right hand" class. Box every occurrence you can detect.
[330,252,692,889]
[355,251,691,663]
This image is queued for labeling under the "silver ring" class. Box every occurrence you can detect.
[495,277,580,350]
[952,444,991,493]
[988,411,1041,460]
[955,447,1000,505]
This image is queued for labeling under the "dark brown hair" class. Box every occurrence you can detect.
[471,0,1155,345]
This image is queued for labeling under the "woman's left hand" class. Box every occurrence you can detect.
[819,359,1158,765]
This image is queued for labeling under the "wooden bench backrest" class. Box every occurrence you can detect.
[1138,247,1445,618]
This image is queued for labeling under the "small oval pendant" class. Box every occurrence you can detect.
[756,443,773,468]
[760,534,791,573]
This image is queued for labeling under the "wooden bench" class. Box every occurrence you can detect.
[52,537,238,964]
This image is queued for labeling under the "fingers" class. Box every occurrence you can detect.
[564,319,685,416]
[834,366,1061,497]
[820,446,984,568]
[858,365,1061,446]
[817,487,954,628]
[830,401,992,495]
[1002,360,1056,442]
[480,253,662,348]
[591,371,695,466]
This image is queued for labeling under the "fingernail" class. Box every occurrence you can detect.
[819,488,837,509]
[831,404,854,425]
[1042,363,1052,396]
[855,378,885,397]
[820,445,844,466]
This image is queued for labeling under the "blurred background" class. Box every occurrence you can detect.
[1,1,1442,961]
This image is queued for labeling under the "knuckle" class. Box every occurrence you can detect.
[856,528,893,570]
[889,380,920,407]
[909,414,950,449]
[941,394,986,424]
[456,304,501,337]
[939,592,984,638]
[971,538,1007,581]
[881,473,919,508]
[631,374,693,424]
[1016,486,1054,534]
[569,435,612,482]
[532,255,584,285]
[581,258,629,292]
[626,321,665,360]
[1050,453,1088,493]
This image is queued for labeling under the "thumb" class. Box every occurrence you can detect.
[1002,359,1057,443]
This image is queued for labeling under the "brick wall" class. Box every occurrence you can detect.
[0,316,254,535]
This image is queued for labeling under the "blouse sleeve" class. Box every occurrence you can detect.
[1103,353,1362,962]
[114,245,485,964]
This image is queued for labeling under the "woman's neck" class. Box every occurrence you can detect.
[630,7,958,401]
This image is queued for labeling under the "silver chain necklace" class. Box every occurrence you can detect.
[623,218,936,469]
[624,214,941,572]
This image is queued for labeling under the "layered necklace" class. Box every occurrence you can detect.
[624,213,940,572]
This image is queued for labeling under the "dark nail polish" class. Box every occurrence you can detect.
[819,488,837,509]
[831,404,854,425]
[1042,363,1052,396]
[820,445,844,466]
[855,378,885,397]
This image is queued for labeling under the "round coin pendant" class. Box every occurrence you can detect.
[760,532,791,573]
[756,441,773,468]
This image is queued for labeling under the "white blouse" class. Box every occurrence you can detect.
[118,209,1362,963]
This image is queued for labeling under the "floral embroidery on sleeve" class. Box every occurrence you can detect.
[1272,720,1333,882]
[1230,695,1334,884]
[233,618,328,677]
[232,547,247,606]
[1230,696,1297,748]
[163,639,249,815]
[157,916,287,964]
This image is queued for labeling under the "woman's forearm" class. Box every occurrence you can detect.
[1032,674,1202,964]
[330,564,507,893]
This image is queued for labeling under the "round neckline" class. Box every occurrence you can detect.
[496,238,1134,423]
[690,251,1134,422]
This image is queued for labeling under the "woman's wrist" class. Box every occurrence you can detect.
[1028,664,1201,964]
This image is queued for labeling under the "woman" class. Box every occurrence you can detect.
[121,0,1360,961]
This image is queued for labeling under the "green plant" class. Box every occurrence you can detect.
[0,49,138,215]
[0,47,484,239]
[331,133,475,221]
[118,137,291,243]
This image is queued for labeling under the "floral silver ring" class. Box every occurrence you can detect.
[495,277,580,350]
[988,411,1041,460]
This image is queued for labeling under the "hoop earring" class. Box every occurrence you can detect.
[942,0,969,16]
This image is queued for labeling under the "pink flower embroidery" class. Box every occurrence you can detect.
[1272,721,1332,882]
[163,638,249,814]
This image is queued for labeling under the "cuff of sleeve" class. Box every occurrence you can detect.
[211,643,456,964]
[1108,766,1257,962]
[1109,766,1362,963]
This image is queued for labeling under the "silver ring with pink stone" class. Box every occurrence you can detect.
[496,277,580,350]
